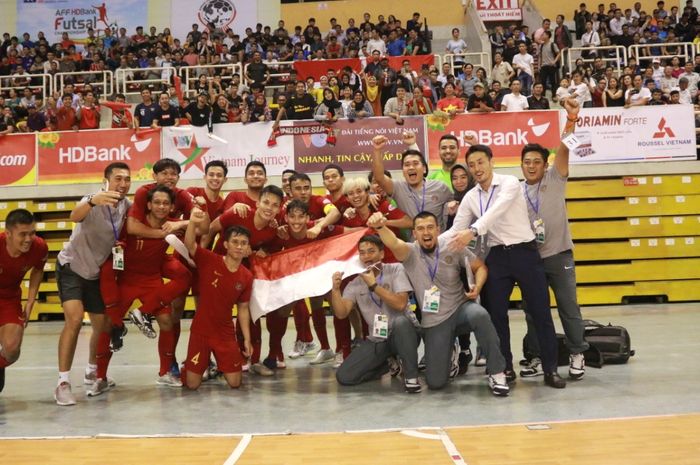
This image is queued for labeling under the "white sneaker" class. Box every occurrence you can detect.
[130,308,157,339]
[488,372,510,397]
[309,349,335,365]
[242,363,250,372]
[332,352,344,369]
[388,356,403,377]
[569,353,585,380]
[302,341,317,355]
[54,382,76,406]
[519,357,544,377]
[86,378,111,397]
[156,372,183,387]
[84,372,116,387]
[288,340,305,359]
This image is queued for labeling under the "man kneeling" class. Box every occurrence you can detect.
[183,207,253,389]
[331,235,421,393]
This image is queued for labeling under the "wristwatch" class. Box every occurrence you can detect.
[469,227,479,237]
[87,194,96,207]
[368,283,378,292]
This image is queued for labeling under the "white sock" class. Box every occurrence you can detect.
[58,371,70,386]
[86,363,97,373]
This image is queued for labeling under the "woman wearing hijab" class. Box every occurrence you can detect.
[314,88,345,121]
[347,90,374,120]
[362,74,383,116]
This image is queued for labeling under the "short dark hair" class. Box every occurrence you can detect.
[104,162,130,179]
[223,225,251,242]
[439,134,459,145]
[245,160,267,176]
[358,234,384,250]
[282,169,297,177]
[260,184,284,203]
[147,185,174,203]
[368,170,391,183]
[285,198,309,216]
[413,211,438,227]
[204,159,228,176]
[5,209,35,229]
[466,144,493,161]
[521,143,550,163]
[153,158,181,175]
[322,163,344,177]
[401,149,429,177]
[289,172,311,186]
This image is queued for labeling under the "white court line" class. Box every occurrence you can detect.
[438,429,468,465]
[400,430,441,440]
[223,434,252,465]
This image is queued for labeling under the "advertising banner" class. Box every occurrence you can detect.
[16,0,147,49]
[169,0,258,42]
[293,55,435,81]
[162,122,294,179]
[425,110,561,167]
[476,0,522,21]
[0,134,36,186]
[292,116,426,174]
[37,128,161,184]
[564,105,697,163]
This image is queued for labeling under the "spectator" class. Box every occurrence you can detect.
[512,42,534,96]
[677,77,693,104]
[460,63,478,97]
[363,74,383,116]
[668,89,681,104]
[151,92,180,127]
[437,82,465,115]
[348,89,374,119]
[574,3,592,39]
[604,76,625,106]
[568,71,593,107]
[625,74,652,107]
[554,15,572,51]
[446,28,467,55]
[383,85,410,123]
[648,88,666,105]
[555,77,570,103]
[591,77,607,107]
[243,92,272,123]
[407,86,433,115]
[539,31,560,95]
[278,80,316,121]
[659,65,679,97]
[386,30,405,56]
[501,80,529,111]
[467,82,494,113]
[77,91,101,130]
[491,52,515,88]
[24,104,46,132]
[245,51,270,86]
[528,83,550,109]
[314,87,344,122]
[367,29,386,56]
[184,93,211,127]
[489,26,505,59]
[56,95,78,131]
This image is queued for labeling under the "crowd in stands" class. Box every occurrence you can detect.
[0,2,699,136]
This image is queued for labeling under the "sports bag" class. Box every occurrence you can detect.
[583,320,635,365]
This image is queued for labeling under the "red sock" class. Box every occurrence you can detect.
[266,312,287,361]
[158,329,175,376]
[96,331,112,379]
[311,306,330,350]
[294,300,313,343]
[105,306,124,329]
[250,319,262,364]
[333,316,352,358]
[0,353,12,368]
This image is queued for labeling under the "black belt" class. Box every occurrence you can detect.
[491,240,537,251]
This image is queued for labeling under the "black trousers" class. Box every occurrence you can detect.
[482,241,558,372]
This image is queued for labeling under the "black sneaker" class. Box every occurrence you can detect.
[109,325,128,352]
[418,355,426,371]
[458,349,472,375]
[0,367,5,393]
[505,369,517,384]
[544,372,567,389]
[262,357,278,371]
[519,357,544,378]
[449,340,460,380]
[404,377,422,393]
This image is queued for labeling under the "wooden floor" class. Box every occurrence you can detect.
[2,414,699,465]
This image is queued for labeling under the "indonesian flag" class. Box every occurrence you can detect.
[248,229,368,322]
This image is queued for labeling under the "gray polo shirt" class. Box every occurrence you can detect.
[402,234,476,328]
[57,195,131,280]
[342,263,413,342]
[521,166,574,259]
[392,179,452,230]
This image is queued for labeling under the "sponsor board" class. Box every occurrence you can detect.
[0,133,36,186]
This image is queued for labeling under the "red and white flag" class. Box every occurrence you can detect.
[248,229,368,322]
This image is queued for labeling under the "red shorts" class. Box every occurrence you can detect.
[118,278,172,316]
[185,331,243,375]
[0,299,23,326]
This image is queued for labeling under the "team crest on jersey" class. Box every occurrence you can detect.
[235,282,243,290]
[444,256,453,265]
[432,195,439,201]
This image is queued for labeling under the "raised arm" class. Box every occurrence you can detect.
[330,271,354,319]
[370,135,395,196]
[556,98,580,177]
[367,212,411,262]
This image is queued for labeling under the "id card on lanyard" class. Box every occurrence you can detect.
[421,247,440,314]
[107,206,124,271]
[523,183,545,244]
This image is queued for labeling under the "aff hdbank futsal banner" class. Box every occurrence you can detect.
[0,134,36,186]
[162,123,294,179]
[476,0,522,21]
[293,116,426,174]
[16,0,147,49]
[170,0,257,40]
[37,128,161,184]
[293,55,435,81]
[564,105,697,164]
[426,110,560,167]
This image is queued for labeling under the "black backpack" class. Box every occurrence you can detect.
[583,320,635,368]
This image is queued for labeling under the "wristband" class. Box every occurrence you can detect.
[368,283,378,292]
[87,195,96,207]
[566,116,580,123]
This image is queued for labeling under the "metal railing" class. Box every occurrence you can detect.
[115,66,178,97]
[564,45,628,76]
[180,63,242,97]
[443,52,492,78]
[54,70,114,98]
[243,60,293,90]
[628,42,696,68]
[0,73,54,101]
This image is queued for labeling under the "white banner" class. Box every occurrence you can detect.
[565,105,697,164]
[162,122,294,179]
[169,0,258,41]
[475,0,522,21]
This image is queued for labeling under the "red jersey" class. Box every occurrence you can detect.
[122,217,174,278]
[222,191,257,212]
[327,193,351,215]
[102,101,133,128]
[56,106,77,131]
[307,195,334,221]
[213,208,278,255]
[129,183,194,222]
[78,105,100,129]
[186,187,224,221]
[191,246,253,338]
[0,234,48,301]
[341,200,406,263]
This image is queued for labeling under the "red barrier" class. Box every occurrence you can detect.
[293,55,435,81]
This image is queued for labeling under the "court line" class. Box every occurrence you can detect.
[438,429,468,465]
[222,434,252,465]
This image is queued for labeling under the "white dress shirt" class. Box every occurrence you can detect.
[449,173,535,246]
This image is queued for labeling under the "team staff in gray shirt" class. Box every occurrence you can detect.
[370,133,453,231]
[54,162,132,406]
[368,211,509,396]
[520,99,588,380]
[331,235,421,393]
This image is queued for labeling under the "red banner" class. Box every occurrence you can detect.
[37,128,161,184]
[293,116,426,174]
[426,110,561,167]
[0,133,36,186]
[293,55,435,81]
